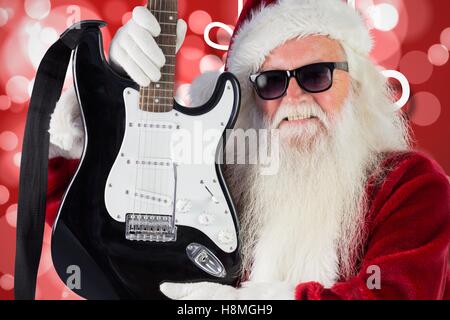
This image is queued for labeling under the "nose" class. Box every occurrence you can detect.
[284,77,314,104]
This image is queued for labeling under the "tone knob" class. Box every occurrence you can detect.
[218,230,234,244]
[176,199,191,213]
[198,214,214,226]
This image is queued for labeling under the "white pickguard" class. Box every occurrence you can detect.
[104,81,238,253]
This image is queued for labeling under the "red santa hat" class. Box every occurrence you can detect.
[190,0,373,108]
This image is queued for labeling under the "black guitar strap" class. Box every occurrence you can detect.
[14,21,106,300]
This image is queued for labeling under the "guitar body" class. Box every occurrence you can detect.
[51,23,241,299]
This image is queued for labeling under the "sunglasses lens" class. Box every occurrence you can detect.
[255,71,288,99]
[298,64,332,93]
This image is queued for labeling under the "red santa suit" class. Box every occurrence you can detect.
[44,151,450,300]
[45,0,450,299]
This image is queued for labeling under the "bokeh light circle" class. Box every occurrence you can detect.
[180,35,205,60]
[440,27,450,49]
[6,204,17,228]
[0,95,11,111]
[410,92,441,127]
[428,44,449,66]
[217,25,233,46]
[188,10,212,35]
[0,185,10,205]
[370,30,401,68]
[0,274,14,291]
[399,51,433,85]
[24,0,51,20]
[6,76,30,104]
[200,54,223,73]
[40,27,58,45]
[368,4,399,32]
[0,8,8,27]
[0,131,18,151]
[402,0,433,44]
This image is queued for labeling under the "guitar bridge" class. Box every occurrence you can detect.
[125,214,177,242]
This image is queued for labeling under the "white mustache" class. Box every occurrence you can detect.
[270,103,329,129]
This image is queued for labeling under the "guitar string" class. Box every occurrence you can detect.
[160,0,167,221]
[151,0,161,219]
[165,0,177,224]
[166,0,177,224]
[149,0,156,219]
[133,0,149,217]
[139,0,150,217]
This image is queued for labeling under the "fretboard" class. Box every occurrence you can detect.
[140,0,178,112]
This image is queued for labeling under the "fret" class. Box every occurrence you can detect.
[155,73,174,83]
[153,81,174,85]
[141,84,174,90]
[142,104,174,108]
[141,90,174,95]
[141,86,173,92]
[141,105,174,112]
[161,63,175,68]
[150,9,177,14]
[162,56,175,65]
[148,88,174,92]
[141,97,174,103]
[140,100,174,106]
[159,24,177,33]
[161,47,176,56]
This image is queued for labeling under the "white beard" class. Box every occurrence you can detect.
[225,98,383,288]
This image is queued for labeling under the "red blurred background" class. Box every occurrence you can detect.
[0,0,449,300]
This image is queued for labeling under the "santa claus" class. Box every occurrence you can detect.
[47,0,450,299]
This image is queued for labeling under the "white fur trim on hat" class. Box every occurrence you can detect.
[226,0,373,103]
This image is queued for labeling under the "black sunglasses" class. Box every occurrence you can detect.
[249,62,349,100]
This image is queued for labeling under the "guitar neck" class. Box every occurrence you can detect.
[140,0,178,113]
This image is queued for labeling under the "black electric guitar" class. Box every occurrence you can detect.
[51,0,241,299]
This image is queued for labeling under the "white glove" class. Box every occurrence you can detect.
[109,6,187,87]
[160,281,296,300]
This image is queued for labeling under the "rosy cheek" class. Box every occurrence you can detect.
[314,93,339,116]
[258,98,281,120]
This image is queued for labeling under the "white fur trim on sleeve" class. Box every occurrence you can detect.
[48,86,84,159]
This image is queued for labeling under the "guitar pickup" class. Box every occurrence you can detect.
[125,213,177,242]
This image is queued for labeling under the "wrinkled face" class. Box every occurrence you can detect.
[254,36,351,145]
